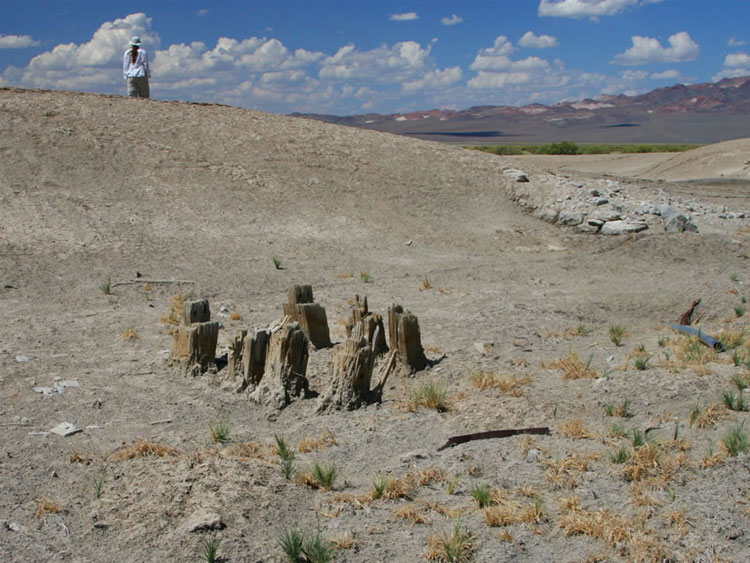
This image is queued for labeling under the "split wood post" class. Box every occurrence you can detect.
[242,328,270,390]
[249,322,309,409]
[317,323,375,412]
[227,329,247,377]
[387,304,427,372]
[171,321,220,376]
[282,284,331,349]
[183,299,210,325]
[345,295,388,356]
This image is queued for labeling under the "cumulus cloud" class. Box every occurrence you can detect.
[612,31,699,65]
[724,52,750,68]
[0,34,40,49]
[538,0,661,19]
[403,66,462,92]
[518,31,558,48]
[441,14,463,26]
[728,38,746,47]
[389,12,418,22]
[650,69,680,80]
[320,41,434,83]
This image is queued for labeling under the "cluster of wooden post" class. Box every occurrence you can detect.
[172,286,428,411]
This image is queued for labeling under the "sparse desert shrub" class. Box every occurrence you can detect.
[609,325,627,346]
[426,520,476,562]
[160,293,187,325]
[406,381,449,412]
[100,278,112,295]
[548,351,597,379]
[109,439,180,461]
[209,419,230,444]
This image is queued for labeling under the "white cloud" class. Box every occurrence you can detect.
[724,52,750,68]
[612,31,699,65]
[0,34,40,49]
[538,0,661,19]
[518,31,558,48]
[320,41,434,83]
[650,69,680,80]
[468,71,533,89]
[728,38,746,47]
[389,12,419,22]
[403,67,462,92]
[441,14,463,26]
[197,9,209,17]
[29,13,158,71]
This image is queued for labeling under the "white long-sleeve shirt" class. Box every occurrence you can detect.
[123,48,151,79]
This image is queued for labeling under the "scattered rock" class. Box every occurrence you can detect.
[185,509,225,532]
[49,422,82,437]
[660,204,699,233]
[503,169,529,182]
[15,355,30,363]
[600,221,649,236]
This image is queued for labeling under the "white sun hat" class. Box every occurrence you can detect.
[129,36,142,46]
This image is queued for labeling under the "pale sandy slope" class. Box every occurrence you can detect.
[1,89,750,562]
[516,138,750,182]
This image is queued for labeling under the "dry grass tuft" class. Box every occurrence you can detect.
[35,497,64,518]
[416,466,445,486]
[298,428,338,453]
[222,441,276,462]
[470,371,532,396]
[543,454,593,489]
[229,312,241,321]
[401,381,450,412]
[335,532,356,550]
[560,418,595,440]
[109,439,181,461]
[67,450,92,464]
[669,335,718,369]
[545,351,598,379]
[693,403,731,429]
[121,328,138,340]
[160,293,187,325]
[395,504,430,524]
[622,443,676,486]
[425,521,476,562]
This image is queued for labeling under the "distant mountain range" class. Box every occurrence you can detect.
[291,76,750,145]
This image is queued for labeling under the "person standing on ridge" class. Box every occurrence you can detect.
[123,36,151,98]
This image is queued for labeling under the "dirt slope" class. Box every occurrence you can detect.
[1,88,750,562]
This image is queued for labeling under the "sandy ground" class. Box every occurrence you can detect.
[1,88,750,562]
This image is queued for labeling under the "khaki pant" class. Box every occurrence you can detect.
[127,76,150,98]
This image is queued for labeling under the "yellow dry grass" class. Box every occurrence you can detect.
[35,497,64,518]
[121,328,138,340]
[395,504,430,524]
[622,443,680,487]
[160,293,186,325]
[222,441,276,463]
[67,450,92,464]
[559,418,595,440]
[543,453,593,489]
[425,522,476,562]
[470,371,532,396]
[544,351,598,379]
[229,312,241,321]
[298,428,337,453]
[693,403,731,429]
[109,439,181,461]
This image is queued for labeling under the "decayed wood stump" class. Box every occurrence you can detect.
[345,295,388,356]
[249,322,309,409]
[243,328,270,390]
[388,304,427,372]
[227,330,247,377]
[318,324,375,412]
[282,284,331,349]
[171,321,220,376]
[183,299,210,325]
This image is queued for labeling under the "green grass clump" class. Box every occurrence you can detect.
[372,475,390,499]
[310,462,338,490]
[470,484,492,508]
[723,390,746,412]
[610,445,631,464]
[609,325,627,346]
[634,355,650,370]
[278,527,305,562]
[723,424,750,456]
[100,278,113,295]
[202,533,221,563]
[428,520,476,563]
[209,419,230,444]
[303,531,337,563]
[408,381,449,412]
[275,434,296,479]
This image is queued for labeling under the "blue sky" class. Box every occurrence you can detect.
[2,0,749,115]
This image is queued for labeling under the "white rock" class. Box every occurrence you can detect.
[600,221,648,236]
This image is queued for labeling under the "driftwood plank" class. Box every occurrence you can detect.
[437,427,551,451]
